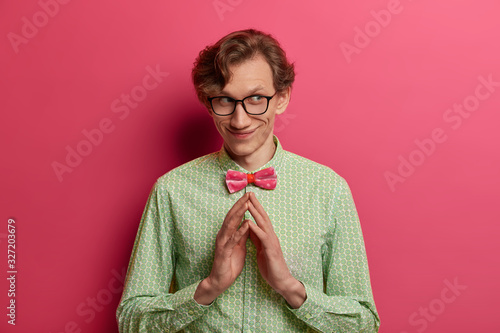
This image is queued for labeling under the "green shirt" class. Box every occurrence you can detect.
[117,136,380,332]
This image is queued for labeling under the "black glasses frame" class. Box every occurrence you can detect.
[207,92,277,116]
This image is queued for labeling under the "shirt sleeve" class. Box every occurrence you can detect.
[116,181,210,332]
[288,177,381,332]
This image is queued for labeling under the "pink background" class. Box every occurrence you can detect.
[1,0,499,332]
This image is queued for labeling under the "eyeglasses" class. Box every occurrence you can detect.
[207,92,277,116]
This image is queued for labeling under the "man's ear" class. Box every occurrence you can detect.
[275,87,291,115]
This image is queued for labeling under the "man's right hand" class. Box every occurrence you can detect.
[194,193,250,305]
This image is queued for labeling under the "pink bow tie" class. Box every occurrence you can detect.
[226,167,277,194]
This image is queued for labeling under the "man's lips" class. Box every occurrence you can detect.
[228,129,256,138]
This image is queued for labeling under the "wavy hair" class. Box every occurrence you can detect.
[192,29,295,107]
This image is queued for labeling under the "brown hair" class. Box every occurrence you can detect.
[192,29,295,107]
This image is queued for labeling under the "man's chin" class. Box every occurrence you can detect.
[224,142,254,156]
[225,145,252,156]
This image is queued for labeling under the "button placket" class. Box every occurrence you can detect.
[242,235,258,330]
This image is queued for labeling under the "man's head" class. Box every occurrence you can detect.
[192,29,295,170]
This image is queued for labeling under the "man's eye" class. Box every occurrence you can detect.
[219,97,233,105]
[247,96,264,104]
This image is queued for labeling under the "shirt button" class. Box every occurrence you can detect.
[305,313,312,319]
[188,310,194,315]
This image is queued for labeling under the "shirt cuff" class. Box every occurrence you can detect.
[287,281,323,325]
[287,281,361,326]
[157,280,211,330]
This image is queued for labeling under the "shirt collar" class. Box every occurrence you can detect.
[217,135,285,174]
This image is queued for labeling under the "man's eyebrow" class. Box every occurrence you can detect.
[219,86,267,96]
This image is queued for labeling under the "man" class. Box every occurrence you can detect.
[117,29,380,332]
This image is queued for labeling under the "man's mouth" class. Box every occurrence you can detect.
[228,129,256,139]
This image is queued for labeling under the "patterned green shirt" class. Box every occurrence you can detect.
[117,136,380,332]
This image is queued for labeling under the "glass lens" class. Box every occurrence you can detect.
[211,97,234,115]
[244,96,268,114]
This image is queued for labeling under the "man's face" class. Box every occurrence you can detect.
[209,55,290,168]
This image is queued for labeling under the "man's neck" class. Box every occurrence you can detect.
[226,137,277,172]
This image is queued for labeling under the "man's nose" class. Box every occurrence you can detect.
[230,102,252,128]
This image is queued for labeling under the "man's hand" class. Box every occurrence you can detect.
[247,192,307,309]
[194,193,250,305]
